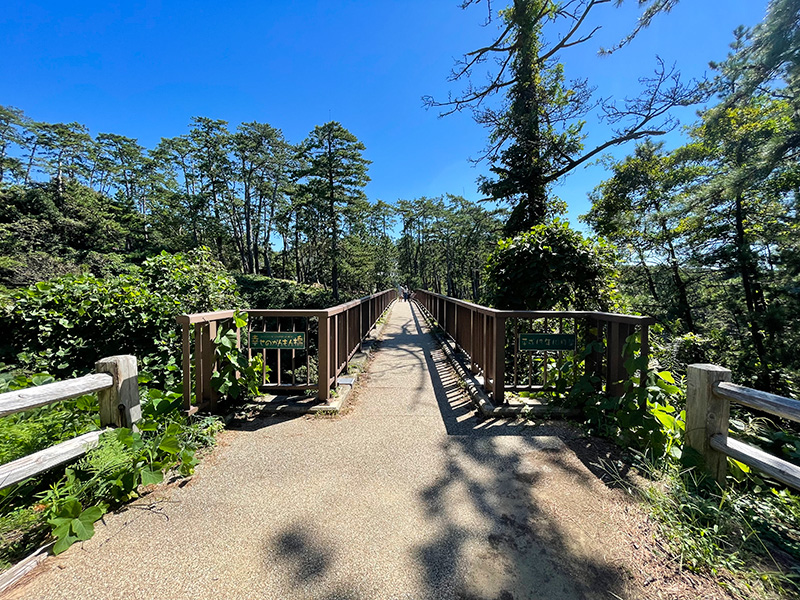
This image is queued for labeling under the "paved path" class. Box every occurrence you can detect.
[9,300,644,600]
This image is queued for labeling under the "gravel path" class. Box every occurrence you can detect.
[5,300,704,600]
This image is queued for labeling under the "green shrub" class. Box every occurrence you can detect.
[235,275,335,309]
[1,247,237,379]
[485,219,619,310]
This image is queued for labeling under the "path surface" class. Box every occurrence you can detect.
[6,301,713,600]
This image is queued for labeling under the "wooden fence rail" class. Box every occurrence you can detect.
[0,355,140,491]
[177,289,396,412]
[413,289,653,404]
[685,363,800,490]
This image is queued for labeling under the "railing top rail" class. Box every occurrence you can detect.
[177,289,395,324]
[714,381,800,424]
[0,372,114,418]
[414,289,655,325]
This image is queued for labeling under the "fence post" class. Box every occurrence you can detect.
[177,316,191,411]
[685,364,732,485]
[96,355,141,429]
[494,314,506,404]
[318,315,331,401]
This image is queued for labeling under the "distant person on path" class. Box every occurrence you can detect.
[397,284,405,301]
[403,286,411,302]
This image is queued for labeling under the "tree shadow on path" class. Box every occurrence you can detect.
[407,302,637,600]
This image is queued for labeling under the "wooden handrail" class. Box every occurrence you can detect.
[0,373,113,418]
[686,363,800,490]
[0,355,140,491]
[713,381,800,424]
[413,288,655,324]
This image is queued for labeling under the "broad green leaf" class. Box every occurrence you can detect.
[158,436,180,454]
[657,371,675,384]
[140,467,164,486]
[53,534,77,555]
[71,517,94,541]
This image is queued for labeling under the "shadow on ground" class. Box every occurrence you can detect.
[407,302,634,599]
[255,301,638,600]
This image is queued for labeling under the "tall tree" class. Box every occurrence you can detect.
[425,0,696,234]
[584,141,696,330]
[299,122,370,300]
[0,106,26,184]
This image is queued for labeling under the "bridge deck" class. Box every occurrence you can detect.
[8,301,661,600]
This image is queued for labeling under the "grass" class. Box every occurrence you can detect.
[606,453,800,599]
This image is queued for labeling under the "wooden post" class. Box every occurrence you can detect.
[202,321,218,410]
[494,315,506,404]
[640,324,650,394]
[607,321,622,396]
[96,355,141,429]
[685,364,732,485]
[178,317,191,411]
[318,315,331,401]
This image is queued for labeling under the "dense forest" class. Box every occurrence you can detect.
[0,1,796,400]
[0,111,502,301]
[2,3,800,398]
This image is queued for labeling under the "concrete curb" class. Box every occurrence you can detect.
[413,301,581,420]
[248,300,397,416]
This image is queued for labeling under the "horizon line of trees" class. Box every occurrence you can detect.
[0,108,503,302]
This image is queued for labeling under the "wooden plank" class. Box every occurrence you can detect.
[181,321,192,411]
[0,543,53,594]
[0,429,106,490]
[317,316,331,401]
[0,373,113,418]
[179,309,236,324]
[194,323,206,410]
[711,434,800,491]
[714,382,800,423]
[493,315,506,404]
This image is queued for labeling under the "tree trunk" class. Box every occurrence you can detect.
[734,191,771,390]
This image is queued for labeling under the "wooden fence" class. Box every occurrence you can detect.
[685,364,800,490]
[0,356,140,491]
[177,289,396,411]
[414,289,654,404]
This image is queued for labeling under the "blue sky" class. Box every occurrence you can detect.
[1,1,769,229]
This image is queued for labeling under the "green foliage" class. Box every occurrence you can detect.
[486,219,618,310]
[47,498,105,555]
[642,463,800,597]
[0,368,98,465]
[30,384,224,555]
[396,195,503,300]
[210,311,268,400]
[0,181,145,287]
[1,247,237,379]
[235,275,335,309]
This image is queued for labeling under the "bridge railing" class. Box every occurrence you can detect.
[686,364,800,490]
[413,289,654,404]
[177,289,396,412]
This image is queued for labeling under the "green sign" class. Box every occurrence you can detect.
[519,333,576,351]
[249,332,306,350]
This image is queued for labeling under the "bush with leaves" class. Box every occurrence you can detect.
[211,311,268,400]
[485,220,619,311]
[1,247,237,380]
[29,385,223,555]
[235,275,336,309]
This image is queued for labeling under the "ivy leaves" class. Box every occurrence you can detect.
[211,311,267,400]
